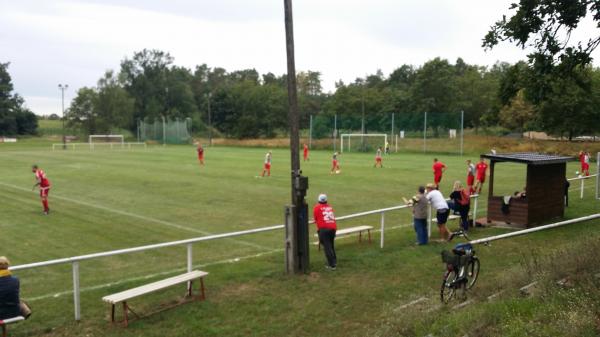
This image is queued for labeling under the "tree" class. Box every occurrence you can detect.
[66,87,98,134]
[498,89,537,132]
[120,49,173,125]
[537,68,600,139]
[0,62,38,135]
[484,0,600,75]
[67,71,134,135]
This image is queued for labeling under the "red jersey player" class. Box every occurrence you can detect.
[466,159,476,193]
[31,164,51,215]
[313,193,337,270]
[474,158,488,193]
[331,152,341,174]
[579,150,586,175]
[583,151,591,176]
[303,144,309,161]
[374,147,383,168]
[196,143,204,166]
[261,151,272,177]
[432,158,447,189]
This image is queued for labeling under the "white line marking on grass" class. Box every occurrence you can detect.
[0,181,270,251]
[452,299,474,309]
[24,248,284,302]
[487,291,503,301]
[394,296,428,312]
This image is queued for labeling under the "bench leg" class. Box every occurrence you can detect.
[188,280,193,297]
[123,302,129,328]
[199,278,206,301]
[2,324,6,337]
[359,231,362,243]
[111,304,115,323]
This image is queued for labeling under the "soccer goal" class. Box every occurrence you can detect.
[89,135,124,150]
[340,134,387,153]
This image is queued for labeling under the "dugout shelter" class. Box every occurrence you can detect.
[481,152,574,228]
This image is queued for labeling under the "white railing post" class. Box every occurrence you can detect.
[380,212,385,248]
[72,261,81,321]
[427,204,432,238]
[581,178,585,199]
[473,195,478,222]
[187,244,193,272]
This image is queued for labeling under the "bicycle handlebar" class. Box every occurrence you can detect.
[448,230,470,242]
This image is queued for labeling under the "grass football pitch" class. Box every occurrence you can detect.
[1,142,599,336]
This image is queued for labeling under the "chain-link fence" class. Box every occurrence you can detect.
[138,117,192,145]
[304,111,465,154]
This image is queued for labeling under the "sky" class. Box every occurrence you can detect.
[1,0,599,116]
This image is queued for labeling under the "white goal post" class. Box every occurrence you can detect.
[340,134,387,153]
[89,135,124,150]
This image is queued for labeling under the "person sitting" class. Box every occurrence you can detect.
[0,256,20,320]
[514,187,527,199]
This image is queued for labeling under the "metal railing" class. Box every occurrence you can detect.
[567,173,599,199]
[12,198,453,321]
[469,214,600,245]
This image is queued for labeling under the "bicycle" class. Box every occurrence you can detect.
[440,230,480,303]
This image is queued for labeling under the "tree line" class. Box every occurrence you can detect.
[2,50,600,140]
[65,49,600,140]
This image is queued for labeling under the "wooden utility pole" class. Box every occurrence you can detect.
[283,0,309,274]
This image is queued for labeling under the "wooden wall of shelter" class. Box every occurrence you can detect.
[482,153,572,228]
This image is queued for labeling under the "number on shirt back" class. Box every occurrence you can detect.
[322,210,335,221]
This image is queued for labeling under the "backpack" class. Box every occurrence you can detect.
[457,189,470,206]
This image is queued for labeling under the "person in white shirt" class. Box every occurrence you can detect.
[426,183,450,241]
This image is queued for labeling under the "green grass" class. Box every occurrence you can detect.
[0,141,598,336]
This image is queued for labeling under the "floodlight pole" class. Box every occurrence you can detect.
[206,92,212,146]
[361,86,365,150]
[391,112,395,143]
[333,114,337,151]
[58,84,68,150]
[460,110,464,156]
[284,0,309,274]
[309,114,313,149]
[423,111,427,153]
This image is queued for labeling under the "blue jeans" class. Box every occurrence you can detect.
[414,218,428,245]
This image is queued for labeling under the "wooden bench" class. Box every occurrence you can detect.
[314,225,373,250]
[1,316,24,337]
[102,270,208,327]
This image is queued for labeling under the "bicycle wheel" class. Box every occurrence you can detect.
[440,269,459,303]
[466,257,480,289]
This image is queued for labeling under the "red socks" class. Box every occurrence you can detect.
[42,200,49,212]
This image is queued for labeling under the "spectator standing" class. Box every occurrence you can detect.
[408,186,428,245]
[313,194,337,270]
[425,183,450,241]
[448,181,471,232]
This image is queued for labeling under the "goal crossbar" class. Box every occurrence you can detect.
[340,134,387,153]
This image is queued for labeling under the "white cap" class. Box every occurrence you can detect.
[318,194,327,203]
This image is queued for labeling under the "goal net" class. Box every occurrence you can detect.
[138,118,192,145]
[89,135,124,149]
[340,134,387,153]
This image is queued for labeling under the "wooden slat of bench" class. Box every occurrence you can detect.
[0,316,24,325]
[102,270,208,304]
[313,225,373,237]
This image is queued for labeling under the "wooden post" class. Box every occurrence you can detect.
[283,0,308,274]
